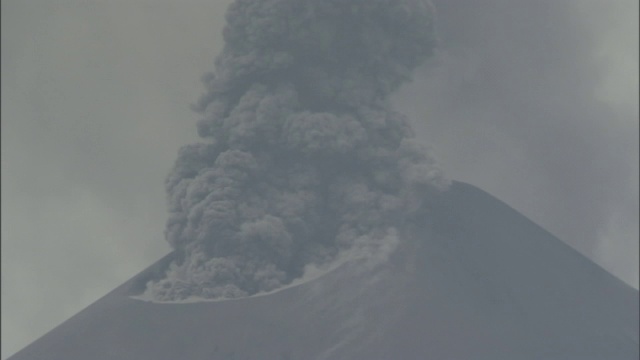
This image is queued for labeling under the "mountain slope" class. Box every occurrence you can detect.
[9,181,638,360]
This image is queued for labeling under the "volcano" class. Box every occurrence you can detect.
[9,182,638,360]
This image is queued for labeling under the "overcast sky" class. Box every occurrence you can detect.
[396,0,638,288]
[2,1,637,358]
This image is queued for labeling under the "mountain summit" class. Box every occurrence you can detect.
[10,182,638,360]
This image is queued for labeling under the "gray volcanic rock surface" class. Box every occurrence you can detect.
[10,182,639,360]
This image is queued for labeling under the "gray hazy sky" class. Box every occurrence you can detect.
[395,0,638,288]
[1,1,637,358]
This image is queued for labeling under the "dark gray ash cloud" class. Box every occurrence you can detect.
[3,1,635,356]
[145,0,448,301]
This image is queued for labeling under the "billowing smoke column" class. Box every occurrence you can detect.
[145,0,448,301]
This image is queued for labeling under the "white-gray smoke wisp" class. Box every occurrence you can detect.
[395,0,639,286]
[144,0,447,301]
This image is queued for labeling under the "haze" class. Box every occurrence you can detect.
[2,1,637,358]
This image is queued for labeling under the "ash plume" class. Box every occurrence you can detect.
[145,0,447,301]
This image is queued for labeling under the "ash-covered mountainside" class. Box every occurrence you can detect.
[10,182,639,360]
[10,1,638,359]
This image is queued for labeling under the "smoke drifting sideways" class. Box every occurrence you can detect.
[144,0,448,301]
[395,0,639,286]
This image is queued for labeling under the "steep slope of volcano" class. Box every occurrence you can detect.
[10,182,638,360]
